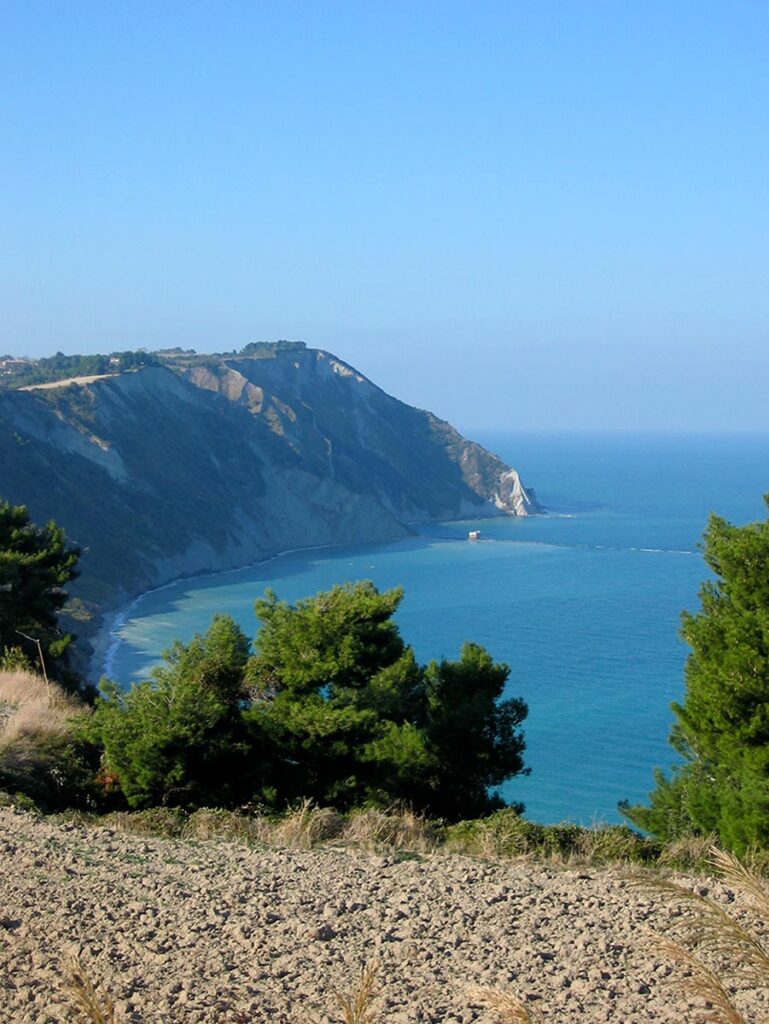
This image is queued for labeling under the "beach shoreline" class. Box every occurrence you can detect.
[91,536,401,683]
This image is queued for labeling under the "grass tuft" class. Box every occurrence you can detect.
[333,961,380,1024]
[656,832,720,871]
[0,669,84,744]
[101,806,188,839]
[272,799,345,849]
[468,985,543,1023]
[342,805,438,853]
[62,955,118,1024]
[182,806,271,845]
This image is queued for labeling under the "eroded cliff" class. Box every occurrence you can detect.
[0,345,538,637]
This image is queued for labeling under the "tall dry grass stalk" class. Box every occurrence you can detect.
[641,846,769,1024]
[62,955,118,1024]
[333,961,380,1024]
[468,985,543,1023]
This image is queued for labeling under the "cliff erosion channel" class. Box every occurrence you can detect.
[0,343,539,667]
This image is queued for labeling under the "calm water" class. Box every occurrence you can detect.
[107,432,769,825]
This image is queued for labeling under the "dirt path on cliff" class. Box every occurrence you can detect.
[0,808,765,1023]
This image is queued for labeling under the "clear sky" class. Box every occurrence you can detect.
[2,1,767,432]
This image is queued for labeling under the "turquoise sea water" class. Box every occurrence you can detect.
[107,432,769,825]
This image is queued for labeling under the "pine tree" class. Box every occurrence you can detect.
[246,580,528,818]
[623,496,769,853]
[0,500,80,676]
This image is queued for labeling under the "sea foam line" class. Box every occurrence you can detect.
[100,539,359,680]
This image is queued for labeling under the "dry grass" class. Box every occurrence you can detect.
[100,807,188,839]
[61,955,118,1024]
[468,985,543,1023]
[0,668,47,706]
[657,832,720,870]
[270,802,437,854]
[0,668,84,746]
[272,799,345,850]
[641,846,769,1024]
[333,961,381,1024]
[182,806,272,845]
[91,803,436,856]
[342,805,438,853]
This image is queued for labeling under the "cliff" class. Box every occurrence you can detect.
[0,345,538,635]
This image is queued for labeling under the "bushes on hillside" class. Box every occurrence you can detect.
[91,615,262,809]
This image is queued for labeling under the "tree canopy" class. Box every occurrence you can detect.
[0,500,80,676]
[92,615,258,809]
[622,496,769,853]
[93,581,528,819]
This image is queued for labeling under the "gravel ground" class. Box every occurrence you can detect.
[0,807,764,1023]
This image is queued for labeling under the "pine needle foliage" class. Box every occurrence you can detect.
[623,497,769,852]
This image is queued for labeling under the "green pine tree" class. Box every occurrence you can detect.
[246,580,528,818]
[92,615,258,808]
[0,500,80,677]
[622,496,769,853]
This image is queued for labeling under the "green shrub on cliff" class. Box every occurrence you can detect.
[0,500,80,683]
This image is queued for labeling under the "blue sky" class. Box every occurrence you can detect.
[1,2,767,431]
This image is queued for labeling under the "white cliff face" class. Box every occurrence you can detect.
[495,469,539,516]
[0,347,539,634]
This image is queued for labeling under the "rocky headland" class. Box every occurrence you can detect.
[0,344,538,664]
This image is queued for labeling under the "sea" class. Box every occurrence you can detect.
[105,432,769,826]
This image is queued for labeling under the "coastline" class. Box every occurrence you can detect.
[92,537,399,684]
[90,509,529,684]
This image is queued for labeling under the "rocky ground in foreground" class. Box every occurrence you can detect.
[0,808,765,1024]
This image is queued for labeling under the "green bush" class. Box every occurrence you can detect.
[443,808,656,863]
[91,615,263,809]
[0,732,100,811]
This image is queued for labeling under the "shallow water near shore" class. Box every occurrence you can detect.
[107,432,769,825]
